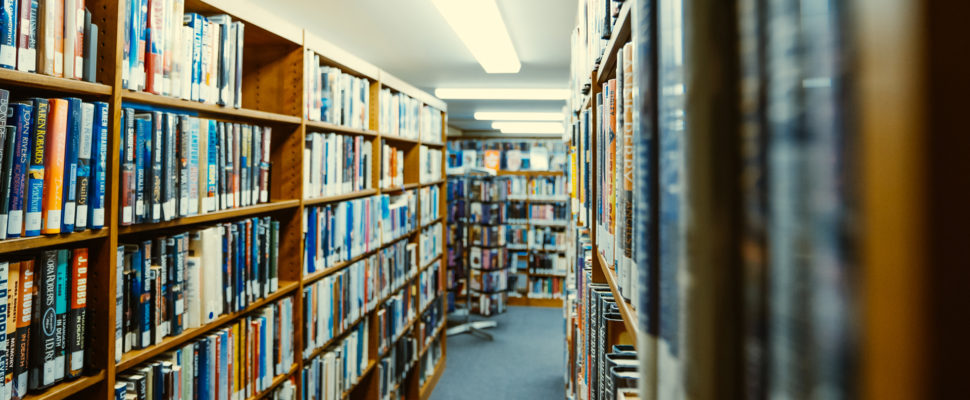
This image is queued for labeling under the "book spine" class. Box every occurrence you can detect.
[238,126,248,208]
[7,103,31,238]
[15,0,34,73]
[66,248,86,378]
[178,115,190,217]
[60,98,80,233]
[233,22,242,109]
[259,126,269,204]
[71,0,83,79]
[82,11,96,83]
[4,261,17,400]
[0,262,8,400]
[205,120,217,212]
[10,258,29,400]
[144,0,162,94]
[114,247,122,363]
[187,116,199,216]
[164,113,176,220]
[28,250,57,390]
[88,102,106,229]
[73,102,93,232]
[62,0,74,79]
[119,108,134,226]
[41,98,67,234]
[150,111,161,222]
[231,124,239,209]
[23,99,47,237]
[0,0,16,68]
[35,0,54,75]
[133,116,147,224]
[52,249,67,382]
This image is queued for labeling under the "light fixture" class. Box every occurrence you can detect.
[435,88,570,100]
[492,122,564,134]
[431,0,520,74]
[474,112,563,121]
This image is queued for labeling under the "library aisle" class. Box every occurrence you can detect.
[430,307,564,400]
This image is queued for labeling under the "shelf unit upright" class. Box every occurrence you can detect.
[0,1,449,399]
[499,170,569,308]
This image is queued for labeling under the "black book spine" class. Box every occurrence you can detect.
[82,10,97,83]
[162,113,177,221]
[149,112,162,223]
[134,373,147,400]
[28,250,57,390]
[178,115,190,217]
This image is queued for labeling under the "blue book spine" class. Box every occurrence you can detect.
[73,102,93,232]
[187,117,199,216]
[221,225,230,313]
[88,102,107,229]
[7,103,32,238]
[235,222,243,309]
[134,118,148,223]
[186,14,203,102]
[139,243,152,347]
[0,0,16,69]
[218,330,227,400]
[306,207,315,274]
[205,120,217,213]
[23,99,47,237]
[61,98,81,232]
[259,317,267,385]
[197,338,208,400]
[126,0,137,89]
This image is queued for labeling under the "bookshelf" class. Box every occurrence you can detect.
[0,1,448,400]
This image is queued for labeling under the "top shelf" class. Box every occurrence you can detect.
[0,68,112,97]
[596,1,632,85]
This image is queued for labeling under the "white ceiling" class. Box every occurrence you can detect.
[263,0,576,133]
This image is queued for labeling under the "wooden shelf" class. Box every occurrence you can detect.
[0,229,108,254]
[0,69,112,96]
[496,170,565,177]
[596,251,639,348]
[304,189,378,206]
[419,357,446,400]
[382,183,420,193]
[380,134,420,144]
[121,91,302,125]
[116,281,299,372]
[421,142,445,148]
[340,360,378,400]
[302,247,381,285]
[420,179,445,187]
[305,120,379,137]
[302,311,370,362]
[22,370,106,400]
[246,364,298,400]
[421,255,442,271]
[117,200,300,235]
[420,217,443,227]
[419,322,446,359]
[529,271,567,277]
[508,296,564,308]
[596,0,632,85]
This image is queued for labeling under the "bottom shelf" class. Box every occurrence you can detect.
[508,296,564,308]
[23,370,106,400]
[419,357,446,400]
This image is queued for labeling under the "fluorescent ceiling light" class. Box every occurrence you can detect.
[435,88,570,100]
[492,122,564,134]
[499,127,565,134]
[431,0,520,74]
[474,112,562,121]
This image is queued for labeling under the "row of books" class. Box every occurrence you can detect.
[418,261,440,312]
[418,146,441,184]
[419,223,441,267]
[0,0,99,80]
[381,191,416,244]
[116,217,281,358]
[123,1,245,107]
[533,253,568,275]
[568,0,623,107]
[301,320,369,400]
[469,246,505,271]
[473,292,505,317]
[446,140,568,172]
[304,54,370,130]
[303,132,372,200]
[378,89,420,139]
[531,176,569,199]
[0,95,108,239]
[468,202,505,225]
[535,227,568,250]
[529,277,565,299]
[0,248,88,397]
[470,268,507,294]
[114,297,295,400]
[417,336,442,389]
[120,109,273,226]
[469,224,504,247]
[376,285,416,355]
[530,204,569,223]
[301,253,374,357]
[376,330,417,400]
[270,377,297,400]
[418,185,439,225]
[506,225,528,247]
[420,106,442,144]
[380,141,405,189]
[466,177,507,202]
[302,196,381,275]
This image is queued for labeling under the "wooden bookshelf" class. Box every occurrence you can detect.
[0,1,449,399]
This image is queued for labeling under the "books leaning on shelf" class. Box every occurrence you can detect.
[303,195,381,275]
[302,320,369,400]
[377,327,418,400]
[302,253,377,357]
[418,184,439,224]
[0,0,100,80]
[378,88,420,139]
[376,284,416,354]
[0,247,89,396]
[304,53,370,129]
[419,223,441,266]
[116,217,281,359]
[114,296,295,400]
[0,94,109,240]
[380,140,405,189]
[420,106,443,144]
[119,108,273,226]
[419,146,441,184]
[303,132,372,200]
[122,1,245,107]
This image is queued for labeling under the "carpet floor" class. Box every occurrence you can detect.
[428,305,565,400]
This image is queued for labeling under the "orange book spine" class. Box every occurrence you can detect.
[41,99,68,234]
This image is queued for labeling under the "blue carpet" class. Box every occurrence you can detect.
[429,306,565,400]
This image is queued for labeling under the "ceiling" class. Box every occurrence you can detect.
[263,0,576,134]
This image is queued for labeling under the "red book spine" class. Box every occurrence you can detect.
[16,0,35,72]
[144,0,164,94]
[71,0,85,79]
[41,99,67,234]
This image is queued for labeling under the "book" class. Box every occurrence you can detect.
[73,102,93,232]
[59,98,80,233]
[65,248,86,378]
[15,0,36,73]
[52,247,66,382]
[82,10,96,82]
[6,102,31,239]
[23,98,47,237]
[40,98,67,235]
[10,258,30,399]
[28,249,57,390]
[88,101,107,229]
